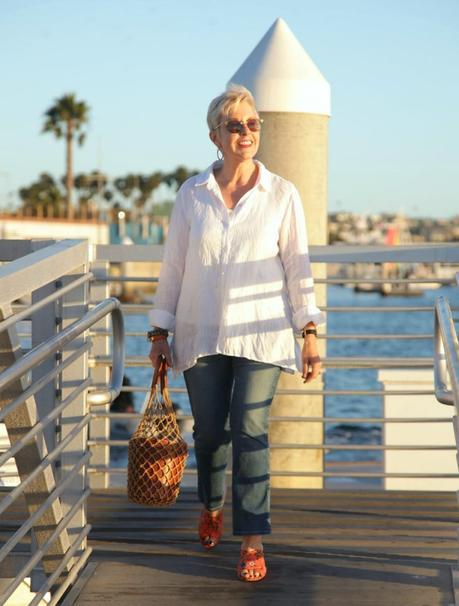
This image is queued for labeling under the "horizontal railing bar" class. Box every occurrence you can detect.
[262,389,430,396]
[94,275,159,283]
[0,342,90,424]
[271,471,459,478]
[311,243,459,263]
[316,277,455,285]
[89,328,434,341]
[89,303,151,314]
[47,545,93,606]
[327,306,458,312]
[91,355,434,369]
[319,334,433,340]
[29,529,92,606]
[272,416,449,423]
[92,411,451,423]
[0,378,91,469]
[0,415,91,517]
[105,303,459,314]
[92,275,456,285]
[0,452,90,563]
[90,384,436,397]
[87,439,456,451]
[94,243,459,264]
[0,273,93,335]
[88,466,459,479]
[0,488,90,605]
[274,444,457,451]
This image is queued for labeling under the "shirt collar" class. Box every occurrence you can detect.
[193,159,271,192]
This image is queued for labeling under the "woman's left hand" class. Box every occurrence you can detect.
[301,335,322,383]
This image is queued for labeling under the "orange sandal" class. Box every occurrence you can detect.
[198,509,223,550]
[237,548,267,582]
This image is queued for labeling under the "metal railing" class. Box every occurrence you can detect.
[87,243,459,486]
[433,275,459,598]
[0,240,124,606]
[434,295,459,406]
[0,238,458,602]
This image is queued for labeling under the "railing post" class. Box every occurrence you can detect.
[0,303,71,576]
[30,240,59,460]
[58,251,90,561]
[88,261,111,488]
[29,239,62,589]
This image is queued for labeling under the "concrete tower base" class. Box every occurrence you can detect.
[258,112,328,489]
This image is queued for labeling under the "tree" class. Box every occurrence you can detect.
[113,174,140,211]
[19,173,64,215]
[113,172,163,216]
[164,165,199,192]
[42,93,90,210]
[136,172,163,212]
[73,170,110,214]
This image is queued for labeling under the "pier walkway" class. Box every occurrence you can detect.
[64,487,459,605]
[1,240,458,605]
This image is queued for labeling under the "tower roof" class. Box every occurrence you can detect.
[229,18,331,115]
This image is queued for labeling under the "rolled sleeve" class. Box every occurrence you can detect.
[278,185,326,332]
[149,186,190,331]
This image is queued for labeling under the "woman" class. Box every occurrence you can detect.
[148,84,325,582]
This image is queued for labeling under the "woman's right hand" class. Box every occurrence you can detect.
[149,339,173,369]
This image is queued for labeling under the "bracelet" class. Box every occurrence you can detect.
[147,328,169,341]
[149,334,168,343]
[301,328,317,338]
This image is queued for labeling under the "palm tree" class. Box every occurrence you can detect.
[42,93,90,210]
[164,165,199,192]
[136,171,163,213]
[19,172,64,216]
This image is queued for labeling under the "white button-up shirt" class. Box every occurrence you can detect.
[149,160,325,376]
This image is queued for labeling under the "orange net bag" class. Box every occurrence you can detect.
[127,357,188,506]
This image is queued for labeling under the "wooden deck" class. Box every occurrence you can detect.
[63,487,459,605]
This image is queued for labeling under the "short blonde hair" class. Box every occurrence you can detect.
[207,84,257,131]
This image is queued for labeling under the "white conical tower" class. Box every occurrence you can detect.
[230,17,331,115]
[230,18,330,489]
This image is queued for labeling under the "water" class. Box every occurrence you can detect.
[115,283,459,470]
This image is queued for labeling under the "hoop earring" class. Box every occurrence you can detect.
[217,148,223,161]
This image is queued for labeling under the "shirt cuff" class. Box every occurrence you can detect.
[148,309,176,331]
[292,308,326,332]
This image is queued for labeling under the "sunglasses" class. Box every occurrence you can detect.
[214,118,264,134]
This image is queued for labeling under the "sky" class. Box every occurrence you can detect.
[0,0,458,218]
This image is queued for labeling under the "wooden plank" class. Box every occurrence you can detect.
[74,551,455,606]
[70,487,459,605]
[59,561,99,606]
[451,566,459,606]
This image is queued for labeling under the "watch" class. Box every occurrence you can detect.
[301,328,317,337]
[147,327,169,341]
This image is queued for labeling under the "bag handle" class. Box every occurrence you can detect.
[146,355,174,415]
[152,354,169,392]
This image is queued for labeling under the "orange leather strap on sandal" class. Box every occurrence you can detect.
[237,548,267,582]
[199,509,224,550]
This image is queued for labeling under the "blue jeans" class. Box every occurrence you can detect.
[183,354,281,536]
